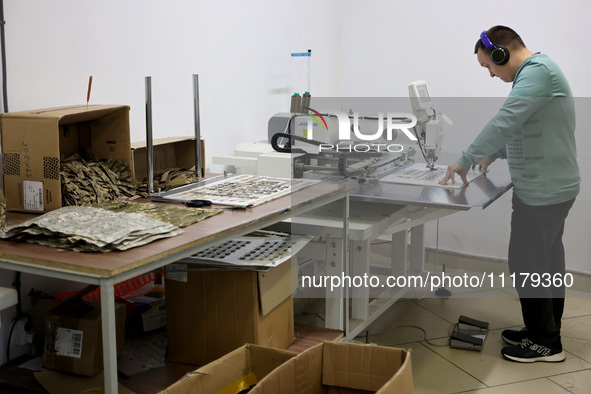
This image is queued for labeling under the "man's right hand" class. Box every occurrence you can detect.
[439,162,469,185]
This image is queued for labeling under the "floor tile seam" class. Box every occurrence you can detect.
[562,313,591,320]
[409,299,458,325]
[416,341,489,390]
[449,376,573,394]
[543,368,591,394]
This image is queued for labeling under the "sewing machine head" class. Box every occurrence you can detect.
[408,80,445,170]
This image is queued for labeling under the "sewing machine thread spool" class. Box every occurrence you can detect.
[290,92,302,113]
[302,91,311,113]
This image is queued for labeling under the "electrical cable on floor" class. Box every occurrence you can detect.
[6,318,18,362]
[356,323,456,348]
[433,218,452,297]
[294,287,326,322]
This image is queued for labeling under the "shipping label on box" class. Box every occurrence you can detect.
[54,327,83,358]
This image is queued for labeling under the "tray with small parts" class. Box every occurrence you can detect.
[159,174,318,207]
[176,231,312,270]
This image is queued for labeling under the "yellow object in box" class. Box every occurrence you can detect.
[160,344,296,394]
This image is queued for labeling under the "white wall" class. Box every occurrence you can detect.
[0,0,344,365]
[332,0,591,272]
[1,0,590,363]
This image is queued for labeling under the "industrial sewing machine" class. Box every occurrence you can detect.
[214,81,451,183]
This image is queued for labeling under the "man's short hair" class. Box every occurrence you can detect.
[474,26,526,54]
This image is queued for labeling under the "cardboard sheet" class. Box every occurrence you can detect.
[34,370,135,394]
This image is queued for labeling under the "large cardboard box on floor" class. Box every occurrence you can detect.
[0,105,131,213]
[165,259,295,365]
[160,343,297,394]
[131,136,205,181]
[249,341,414,394]
[42,286,126,377]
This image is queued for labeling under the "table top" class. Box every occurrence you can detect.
[303,154,513,210]
[0,181,347,279]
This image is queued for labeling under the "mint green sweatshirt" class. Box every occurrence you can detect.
[457,54,580,206]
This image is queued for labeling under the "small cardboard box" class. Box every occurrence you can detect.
[43,287,126,377]
[0,105,131,213]
[160,343,297,394]
[121,283,166,334]
[249,341,414,394]
[165,260,295,365]
[130,136,205,181]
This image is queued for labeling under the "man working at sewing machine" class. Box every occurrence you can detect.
[440,25,580,363]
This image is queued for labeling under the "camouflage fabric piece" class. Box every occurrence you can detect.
[0,206,182,252]
[90,200,222,228]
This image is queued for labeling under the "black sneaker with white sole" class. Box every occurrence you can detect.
[501,328,528,346]
[501,339,566,363]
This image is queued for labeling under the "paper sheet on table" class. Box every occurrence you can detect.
[380,163,483,189]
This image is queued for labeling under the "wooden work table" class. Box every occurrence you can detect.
[0,180,349,394]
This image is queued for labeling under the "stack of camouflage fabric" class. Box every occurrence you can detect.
[0,206,182,252]
[135,167,198,198]
[60,152,135,206]
[91,200,222,228]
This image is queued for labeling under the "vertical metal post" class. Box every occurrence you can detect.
[145,76,155,195]
[100,279,118,394]
[410,224,425,273]
[307,49,311,93]
[192,74,203,179]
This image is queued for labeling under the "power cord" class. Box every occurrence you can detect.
[356,323,455,348]
[6,272,35,363]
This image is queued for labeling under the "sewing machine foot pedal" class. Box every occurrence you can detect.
[449,315,489,351]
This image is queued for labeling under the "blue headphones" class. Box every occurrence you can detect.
[480,31,510,65]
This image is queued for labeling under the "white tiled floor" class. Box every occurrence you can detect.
[362,283,591,393]
[294,245,591,393]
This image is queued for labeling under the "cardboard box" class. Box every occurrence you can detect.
[249,341,414,394]
[0,105,131,213]
[160,343,297,394]
[130,136,205,180]
[43,287,126,377]
[165,260,295,365]
[121,283,167,334]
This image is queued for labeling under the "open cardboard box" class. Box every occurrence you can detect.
[0,105,131,213]
[160,343,297,394]
[249,341,414,394]
[165,259,295,365]
[130,136,205,181]
[43,285,126,377]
